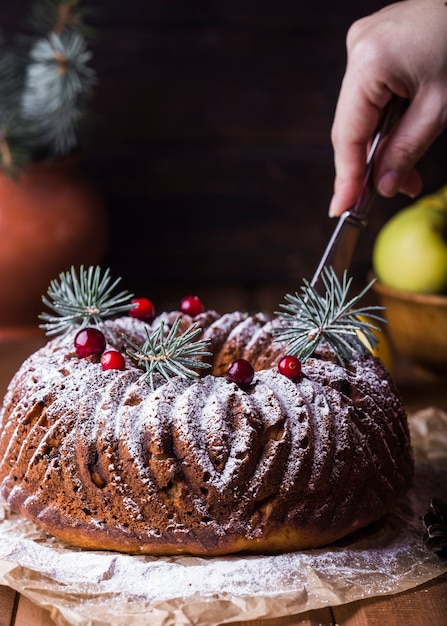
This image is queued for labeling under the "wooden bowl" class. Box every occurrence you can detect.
[372,277,447,375]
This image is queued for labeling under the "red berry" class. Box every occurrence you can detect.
[101,350,126,371]
[180,295,204,317]
[74,327,106,358]
[278,355,302,381]
[129,297,155,321]
[226,359,255,387]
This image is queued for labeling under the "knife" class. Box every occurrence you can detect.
[310,97,407,292]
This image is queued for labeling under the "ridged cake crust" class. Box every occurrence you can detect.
[0,311,413,555]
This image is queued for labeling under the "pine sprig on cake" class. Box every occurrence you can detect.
[124,317,212,390]
[274,267,385,365]
[40,265,134,339]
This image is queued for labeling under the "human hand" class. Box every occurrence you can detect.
[329,0,447,217]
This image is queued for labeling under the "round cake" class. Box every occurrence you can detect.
[0,308,413,556]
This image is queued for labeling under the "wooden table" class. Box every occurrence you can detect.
[1,330,446,626]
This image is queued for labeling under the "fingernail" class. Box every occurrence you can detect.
[378,171,401,197]
[400,188,418,199]
[328,195,338,217]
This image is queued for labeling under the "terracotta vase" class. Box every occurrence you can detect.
[0,156,109,337]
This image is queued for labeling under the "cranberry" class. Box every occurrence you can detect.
[226,359,255,387]
[278,355,302,381]
[129,297,155,321]
[101,350,126,371]
[180,295,204,317]
[74,327,106,358]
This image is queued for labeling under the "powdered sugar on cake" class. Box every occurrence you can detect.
[0,311,414,556]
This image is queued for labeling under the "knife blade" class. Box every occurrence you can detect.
[310,96,407,293]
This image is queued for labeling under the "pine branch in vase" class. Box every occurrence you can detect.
[29,0,95,38]
[0,0,96,175]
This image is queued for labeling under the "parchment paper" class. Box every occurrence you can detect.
[1,407,446,626]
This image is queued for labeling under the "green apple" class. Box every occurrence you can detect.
[373,193,447,294]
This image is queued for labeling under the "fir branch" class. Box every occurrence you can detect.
[0,38,33,171]
[0,47,24,119]
[29,1,94,39]
[0,1,95,174]
[21,30,95,156]
[274,267,385,365]
[124,317,212,391]
[0,42,33,173]
[39,265,134,340]
[0,124,33,177]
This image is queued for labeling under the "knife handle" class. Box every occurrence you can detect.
[351,95,408,221]
[310,96,407,292]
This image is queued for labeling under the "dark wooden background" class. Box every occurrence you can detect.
[2,0,447,313]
